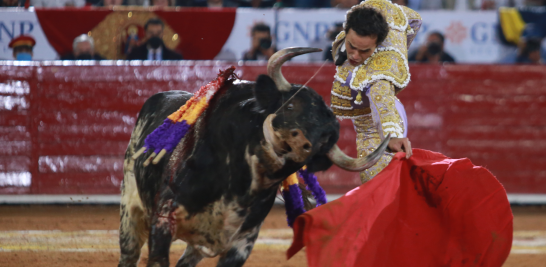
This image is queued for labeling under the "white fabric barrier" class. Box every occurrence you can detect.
[222,9,502,63]
[0,8,502,63]
[0,8,58,60]
[1,194,546,204]
[413,11,501,63]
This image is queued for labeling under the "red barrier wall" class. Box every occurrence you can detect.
[1,62,545,195]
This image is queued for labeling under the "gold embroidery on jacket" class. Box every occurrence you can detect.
[369,80,405,138]
[332,80,351,98]
[332,0,422,181]
[365,0,408,29]
[354,114,394,183]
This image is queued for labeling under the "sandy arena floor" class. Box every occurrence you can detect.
[0,205,545,267]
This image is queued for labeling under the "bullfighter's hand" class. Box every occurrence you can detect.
[387,137,412,159]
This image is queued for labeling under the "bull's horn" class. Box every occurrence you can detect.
[267,47,322,92]
[263,114,284,154]
[327,134,392,172]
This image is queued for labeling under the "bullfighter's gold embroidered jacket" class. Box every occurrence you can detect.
[331,0,422,182]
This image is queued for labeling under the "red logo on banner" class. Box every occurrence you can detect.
[445,21,467,44]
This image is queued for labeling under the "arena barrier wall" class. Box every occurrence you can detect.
[1,62,545,201]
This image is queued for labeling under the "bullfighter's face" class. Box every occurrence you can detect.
[345,29,377,66]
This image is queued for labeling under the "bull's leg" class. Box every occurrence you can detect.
[119,160,149,267]
[174,245,204,267]
[146,225,172,267]
[119,204,148,267]
[146,197,176,267]
[215,225,261,267]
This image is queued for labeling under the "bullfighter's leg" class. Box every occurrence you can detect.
[118,176,149,267]
[215,225,261,267]
[175,245,204,267]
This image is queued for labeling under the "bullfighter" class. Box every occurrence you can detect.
[287,2,513,266]
[329,0,421,182]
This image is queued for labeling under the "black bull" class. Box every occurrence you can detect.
[118,48,389,267]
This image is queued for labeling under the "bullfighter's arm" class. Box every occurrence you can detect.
[355,80,405,183]
[367,80,405,139]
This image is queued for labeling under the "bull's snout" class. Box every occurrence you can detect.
[263,114,312,163]
[280,128,312,162]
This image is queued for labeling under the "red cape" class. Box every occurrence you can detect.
[287,149,513,267]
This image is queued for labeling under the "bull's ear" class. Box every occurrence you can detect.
[254,74,281,110]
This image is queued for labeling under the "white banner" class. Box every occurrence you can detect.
[0,8,502,63]
[0,8,58,60]
[221,9,501,63]
[215,8,276,61]
[411,11,501,63]
[275,8,347,62]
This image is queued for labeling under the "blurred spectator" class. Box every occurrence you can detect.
[516,37,543,63]
[324,22,344,61]
[524,0,546,6]
[103,0,124,6]
[392,0,408,6]
[331,0,360,8]
[8,35,36,61]
[192,0,238,7]
[291,0,330,7]
[272,0,285,7]
[499,23,545,63]
[0,0,24,6]
[406,0,422,9]
[418,0,443,9]
[85,0,103,5]
[175,0,194,5]
[242,23,276,61]
[126,0,147,5]
[31,0,86,7]
[409,31,455,63]
[127,18,183,60]
[470,0,525,10]
[61,34,104,60]
[450,0,544,10]
[238,0,275,7]
[151,0,174,6]
[396,0,541,10]
[481,0,498,9]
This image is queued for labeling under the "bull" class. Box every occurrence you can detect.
[118,47,389,267]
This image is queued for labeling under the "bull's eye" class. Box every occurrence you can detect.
[287,103,294,110]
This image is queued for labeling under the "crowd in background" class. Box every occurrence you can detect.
[1,0,545,64]
[8,18,183,61]
[0,0,544,9]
